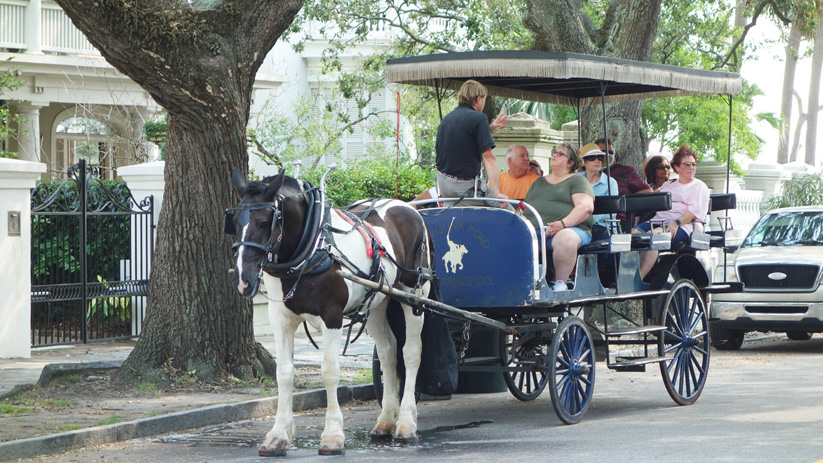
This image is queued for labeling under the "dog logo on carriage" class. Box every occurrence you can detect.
[442,217,468,273]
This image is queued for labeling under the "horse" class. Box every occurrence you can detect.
[227,168,433,456]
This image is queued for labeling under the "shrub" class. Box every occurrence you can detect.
[301,156,434,207]
[764,171,823,211]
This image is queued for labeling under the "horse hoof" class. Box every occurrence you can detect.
[258,447,287,457]
[318,436,345,455]
[258,436,288,457]
[370,422,395,440]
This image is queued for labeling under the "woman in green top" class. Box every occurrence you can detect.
[524,143,595,291]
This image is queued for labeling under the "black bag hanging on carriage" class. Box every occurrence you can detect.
[416,312,459,397]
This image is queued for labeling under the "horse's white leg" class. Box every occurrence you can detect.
[258,292,301,457]
[395,301,424,442]
[316,323,345,455]
[367,302,400,438]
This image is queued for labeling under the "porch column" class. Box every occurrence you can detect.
[24,0,42,54]
[0,158,47,359]
[14,103,46,163]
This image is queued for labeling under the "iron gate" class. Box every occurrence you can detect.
[30,159,154,346]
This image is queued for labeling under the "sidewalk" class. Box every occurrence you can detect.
[0,330,375,400]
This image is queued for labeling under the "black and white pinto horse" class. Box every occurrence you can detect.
[228,169,432,456]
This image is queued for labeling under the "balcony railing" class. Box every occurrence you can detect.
[0,0,99,55]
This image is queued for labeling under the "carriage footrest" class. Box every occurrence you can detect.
[604,325,666,337]
[610,355,668,372]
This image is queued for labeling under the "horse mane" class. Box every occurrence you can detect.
[246,174,305,200]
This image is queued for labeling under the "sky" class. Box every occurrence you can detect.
[740,21,820,169]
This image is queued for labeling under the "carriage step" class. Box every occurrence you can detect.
[604,325,666,337]
[610,355,668,372]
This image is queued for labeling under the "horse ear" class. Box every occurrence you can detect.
[231,168,247,198]
[264,169,286,200]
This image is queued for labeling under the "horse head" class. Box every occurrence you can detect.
[229,168,287,297]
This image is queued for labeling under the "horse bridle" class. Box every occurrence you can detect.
[226,198,285,261]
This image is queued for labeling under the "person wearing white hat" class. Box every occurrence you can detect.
[577,143,618,236]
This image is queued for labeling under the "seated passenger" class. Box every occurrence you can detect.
[529,159,544,177]
[633,146,710,278]
[499,145,540,200]
[643,154,672,192]
[524,143,595,291]
[577,143,618,236]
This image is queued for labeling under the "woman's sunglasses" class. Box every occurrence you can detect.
[585,155,606,162]
[656,165,671,170]
[680,162,698,168]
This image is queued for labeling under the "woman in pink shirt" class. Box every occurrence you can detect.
[633,146,709,278]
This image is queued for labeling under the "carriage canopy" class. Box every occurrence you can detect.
[385,50,742,106]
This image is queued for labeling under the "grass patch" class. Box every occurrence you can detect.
[63,374,81,384]
[55,424,83,432]
[0,401,33,415]
[96,415,124,426]
[39,398,71,410]
[351,369,373,384]
[137,382,160,397]
[146,411,162,418]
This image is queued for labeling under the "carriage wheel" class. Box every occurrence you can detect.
[659,279,710,406]
[786,331,813,341]
[502,327,549,401]
[548,316,595,425]
[372,346,418,406]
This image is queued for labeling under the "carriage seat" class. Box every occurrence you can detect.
[671,193,743,252]
[625,192,672,251]
[578,195,631,253]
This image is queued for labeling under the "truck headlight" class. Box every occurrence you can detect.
[714,262,738,283]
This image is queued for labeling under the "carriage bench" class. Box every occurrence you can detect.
[578,195,630,254]
[624,192,672,251]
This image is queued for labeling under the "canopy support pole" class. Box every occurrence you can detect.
[600,83,612,195]
[726,95,733,194]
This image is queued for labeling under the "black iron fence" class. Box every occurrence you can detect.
[30,159,154,346]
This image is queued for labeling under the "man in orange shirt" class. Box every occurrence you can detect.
[499,145,540,200]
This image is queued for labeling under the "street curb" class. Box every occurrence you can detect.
[0,383,376,461]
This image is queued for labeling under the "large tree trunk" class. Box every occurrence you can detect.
[805,12,823,167]
[54,0,302,383]
[523,0,662,169]
[778,23,802,164]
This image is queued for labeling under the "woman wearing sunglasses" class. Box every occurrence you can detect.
[634,146,710,278]
[643,155,672,191]
[577,143,618,236]
[524,143,595,291]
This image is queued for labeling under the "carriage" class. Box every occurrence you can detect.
[343,50,747,425]
[227,51,748,456]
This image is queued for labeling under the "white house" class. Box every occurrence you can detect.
[1,0,400,179]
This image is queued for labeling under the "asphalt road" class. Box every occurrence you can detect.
[21,335,823,463]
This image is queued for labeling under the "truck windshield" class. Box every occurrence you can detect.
[742,211,823,247]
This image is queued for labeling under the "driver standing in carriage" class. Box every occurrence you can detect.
[435,79,509,207]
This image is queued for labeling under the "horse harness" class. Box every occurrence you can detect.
[226,178,432,328]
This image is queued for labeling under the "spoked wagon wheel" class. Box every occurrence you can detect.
[502,326,549,401]
[659,279,710,406]
[548,316,595,424]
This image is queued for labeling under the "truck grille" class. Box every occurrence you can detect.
[738,264,821,290]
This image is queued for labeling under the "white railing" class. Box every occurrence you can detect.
[0,0,98,55]
[0,0,26,50]
[41,2,98,55]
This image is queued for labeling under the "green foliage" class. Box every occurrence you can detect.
[87,275,131,328]
[1,57,25,159]
[642,82,763,176]
[764,171,823,210]
[31,180,132,285]
[143,117,167,159]
[301,155,434,207]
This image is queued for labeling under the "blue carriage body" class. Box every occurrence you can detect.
[420,207,539,308]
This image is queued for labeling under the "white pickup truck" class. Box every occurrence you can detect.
[711,206,823,350]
